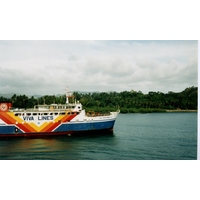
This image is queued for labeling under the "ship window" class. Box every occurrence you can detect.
[59,112,65,115]
[44,113,48,115]
[67,112,70,115]
[71,112,74,115]
[27,113,31,116]
[54,113,58,115]
[33,113,37,116]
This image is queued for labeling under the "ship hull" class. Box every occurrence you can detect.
[0,119,116,138]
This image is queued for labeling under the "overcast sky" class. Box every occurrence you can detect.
[0,40,198,95]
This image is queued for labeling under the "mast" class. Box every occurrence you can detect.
[65,87,73,104]
[65,87,76,104]
[66,87,69,104]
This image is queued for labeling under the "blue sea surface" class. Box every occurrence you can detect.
[0,113,197,160]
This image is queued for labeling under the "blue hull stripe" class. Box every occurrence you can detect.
[54,120,115,132]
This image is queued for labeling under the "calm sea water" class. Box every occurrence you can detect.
[0,113,197,160]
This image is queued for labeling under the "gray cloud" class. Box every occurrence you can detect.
[0,40,198,95]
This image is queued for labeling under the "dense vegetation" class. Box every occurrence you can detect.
[0,86,197,113]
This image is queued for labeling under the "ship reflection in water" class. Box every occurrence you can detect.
[0,131,116,160]
[18,137,74,152]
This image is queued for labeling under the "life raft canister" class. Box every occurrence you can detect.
[0,102,12,112]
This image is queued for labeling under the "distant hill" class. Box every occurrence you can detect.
[1,91,112,98]
[0,93,17,98]
[74,91,101,94]
[0,93,43,99]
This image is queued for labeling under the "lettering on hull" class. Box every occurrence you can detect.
[23,116,54,121]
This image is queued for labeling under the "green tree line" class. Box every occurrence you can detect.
[0,86,197,113]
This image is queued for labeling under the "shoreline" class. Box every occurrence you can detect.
[166,110,197,112]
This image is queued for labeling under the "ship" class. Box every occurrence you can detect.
[0,88,120,137]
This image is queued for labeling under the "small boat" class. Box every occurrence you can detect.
[0,88,119,137]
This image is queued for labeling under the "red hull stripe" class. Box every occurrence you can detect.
[41,122,61,132]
